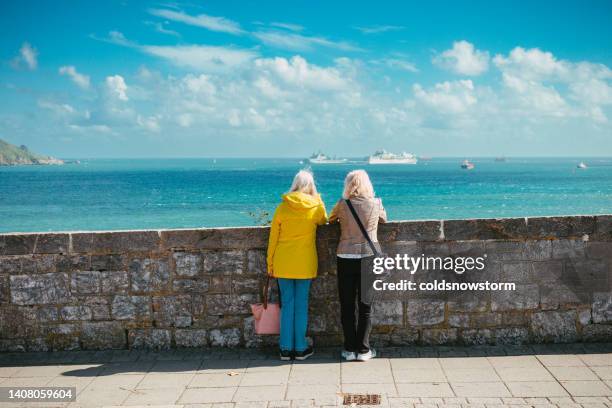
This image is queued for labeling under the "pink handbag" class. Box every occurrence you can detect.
[250,276,280,335]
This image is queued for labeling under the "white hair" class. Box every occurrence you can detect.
[343,169,375,199]
[288,170,318,196]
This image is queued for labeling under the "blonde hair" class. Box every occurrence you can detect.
[343,170,374,199]
[289,170,318,196]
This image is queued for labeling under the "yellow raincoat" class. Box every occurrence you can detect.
[267,191,327,279]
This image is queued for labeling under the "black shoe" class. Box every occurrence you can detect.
[280,350,292,361]
[294,347,314,361]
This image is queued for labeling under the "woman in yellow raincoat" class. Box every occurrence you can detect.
[267,170,327,360]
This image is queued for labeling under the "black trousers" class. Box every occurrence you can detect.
[337,256,374,354]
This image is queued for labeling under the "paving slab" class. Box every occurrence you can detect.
[450,382,511,397]
[505,381,569,397]
[560,381,612,397]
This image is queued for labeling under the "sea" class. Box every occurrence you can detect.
[1,158,611,233]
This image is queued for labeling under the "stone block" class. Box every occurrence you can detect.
[209,327,241,347]
[100,271,129,294]
[522,240,552,261]
[173,278,209,293]
[175,329,208,347]
[444,218,528,241]
[447,291,489,312]
[578,308,592,326]
[582,324,612,342]
[593,215,612,241]
[0,256,22,274]
[128,328,172,350]
[152,295,192,327]
[2,234,37,255]
[10,273,72,305]
[491,284,538,311]
[111,295,151,320]
[36,306,59,322]
[421,328,458,345]
[553,240,586,259]
[502,262,533,283]
[448,313,470,328]
[247,249,267,274]
[55,254,89,272]
[34,233,69,254]
[484,241,524,261]
[495,327,530,345]
[586,242,612,259]
[407,300,445,326]
[83,296,110,320]
[202,250,245,274]
[21,255,56,273]
[471,312,502,328]
[530,310,578,343]
[0,274,8,303]
[232,277,261,293]
[461,328,493,345]
[205,294,256,315]
[90,254,126,271]
[71,271,101,294]
[592,292,612,323]
[82,321,126,349]
[526,216,596,239]
[540,282,587,310]
[395,221,442,241]
[173,252,202,277]
[372,300,403,325]
[129,257,170,293]
[532,261,563,281]
[72,230,160,254]
[161,227,268,250]
[60,305,92,321]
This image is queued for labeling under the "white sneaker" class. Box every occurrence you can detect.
[341,350,356,361]
[356,348,376,361]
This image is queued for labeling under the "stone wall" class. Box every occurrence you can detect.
[1,215,611,351]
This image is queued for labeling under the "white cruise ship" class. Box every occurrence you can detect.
[368,150,417,164]
[308,152,347,164]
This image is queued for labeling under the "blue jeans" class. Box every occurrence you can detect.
[278,278,311,352]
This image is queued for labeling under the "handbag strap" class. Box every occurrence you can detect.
[345,199,380,256]
[263,275,270,309]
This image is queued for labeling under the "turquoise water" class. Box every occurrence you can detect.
[1,158,611,233]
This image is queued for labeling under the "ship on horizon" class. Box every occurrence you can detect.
[308,152,347,164]
[368,150,417,164]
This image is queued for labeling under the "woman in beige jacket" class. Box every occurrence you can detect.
[329,170,387,361]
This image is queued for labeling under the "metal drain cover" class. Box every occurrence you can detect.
[342,393,381,405]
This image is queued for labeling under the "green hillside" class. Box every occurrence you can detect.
[0,139,63,165]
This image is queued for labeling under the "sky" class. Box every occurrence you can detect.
[1,0,612,158]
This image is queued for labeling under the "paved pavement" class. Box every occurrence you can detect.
[2,344,612,407]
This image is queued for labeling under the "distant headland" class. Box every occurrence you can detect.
[0,139,64,166]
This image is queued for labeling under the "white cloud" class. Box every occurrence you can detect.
[494,46,612,121]
[269,22,304,32]
[354,25,405,34]
[253,31,362,52]
[59,66,91,89]
[148,8,244,35]
[11,42,38,70]
[254,56,349,91]
[137,114,161,132]
[434,41,489,76]
[142,45,257,72]
[493,47,568,80]
[413,80,477,114]
[501,73,567,116]
[144,21,180,37]
[38,99,76,115]
[105,75,128,101]
[374,58,418,73]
